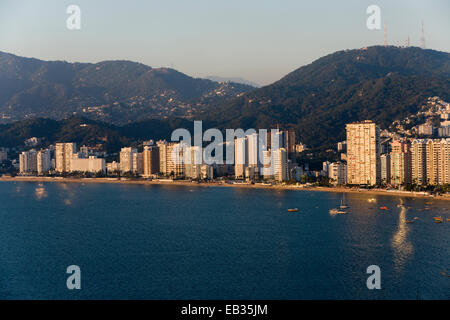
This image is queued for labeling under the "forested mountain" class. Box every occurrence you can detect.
[0,52,254,124]
[200,46,450,149]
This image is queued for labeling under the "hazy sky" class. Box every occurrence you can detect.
[1,0,449,85]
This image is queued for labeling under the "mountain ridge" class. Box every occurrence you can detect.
[1,46,449,151]
[0,51,255,124]
[199,46,450,149]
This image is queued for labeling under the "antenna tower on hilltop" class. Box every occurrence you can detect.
[420,21,426,49]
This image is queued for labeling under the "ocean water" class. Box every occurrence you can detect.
[0,181,448,300]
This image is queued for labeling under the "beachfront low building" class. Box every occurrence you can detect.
[106,161,120,173]
[328,162,347,185]
[201,165,214,180]
[70,156,106,173]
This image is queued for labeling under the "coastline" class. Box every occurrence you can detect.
[1,176,449,201]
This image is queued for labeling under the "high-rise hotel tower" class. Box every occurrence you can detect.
[346,120,381,185]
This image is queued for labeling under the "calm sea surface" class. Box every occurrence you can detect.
[0,181,448,299]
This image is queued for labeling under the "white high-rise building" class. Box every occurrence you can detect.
[262,150,273,180]
[272,148,288,182]
[56,143,77,173]
[247,133,260,167]
[328,162,347,185]
[37,149,51,175]
[184,146,202,179]
[19,150,37,173]
[120,147,137,173]
[234,137,248,179]
[157,141,185,177]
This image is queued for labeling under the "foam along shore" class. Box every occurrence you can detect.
[1,176,449,201]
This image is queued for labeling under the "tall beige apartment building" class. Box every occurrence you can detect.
[411,139,427,185]
[157,141,185,177]
[426,138,450,185]
[143,146,160,177]
[55,143,76,173]
[132,152,144,175]
[346,120,381,185]
[390,140,411,185]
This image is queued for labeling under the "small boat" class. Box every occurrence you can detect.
[287,208,299,212]
[380,206,388,210]
[329,208,347,215]
[339,196,349,209]
[441,269,450,278]
[434,216,443,223]
[406,220,415,224]
[413,217,419,220]
[367,198,376,203]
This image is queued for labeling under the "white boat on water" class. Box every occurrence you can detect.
[329,208,347,215]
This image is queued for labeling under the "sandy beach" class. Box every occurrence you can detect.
[1,176,449,201]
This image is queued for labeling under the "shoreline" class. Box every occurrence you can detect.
[1,176,449,201]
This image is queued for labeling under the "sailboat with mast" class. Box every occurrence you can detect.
[329,194,349,215]
[340,194,349,209]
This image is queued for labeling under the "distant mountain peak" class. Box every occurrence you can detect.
[205,76,261,88]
